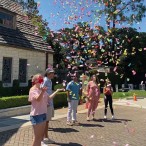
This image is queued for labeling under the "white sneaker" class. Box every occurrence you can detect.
[41,141,48,146]
[72,120,80,126]
[43,138,55,144]
[104,116,107,119]
[112,115,115,120]
[66,121,73,126]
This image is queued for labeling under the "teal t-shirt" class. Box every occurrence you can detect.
[66,81,81,100]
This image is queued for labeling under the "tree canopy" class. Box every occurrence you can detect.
[12,0,146,83]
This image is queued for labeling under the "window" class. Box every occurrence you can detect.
[0,11,15,28]
[2,57,12,85]
[19,59,27,83]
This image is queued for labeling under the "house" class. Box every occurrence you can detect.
[0,0,54,87]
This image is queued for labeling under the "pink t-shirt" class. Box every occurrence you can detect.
[28,88,48,116]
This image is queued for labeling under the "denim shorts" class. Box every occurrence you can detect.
[30,113,46,125]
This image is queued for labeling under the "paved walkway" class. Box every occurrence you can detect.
[114,97,146,109]
[0,98,146,146]
[0,103,93,133]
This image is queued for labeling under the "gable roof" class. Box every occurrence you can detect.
[0,0,54,53]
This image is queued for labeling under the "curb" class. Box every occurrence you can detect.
[0,105,30,119]
[126,96,145,100]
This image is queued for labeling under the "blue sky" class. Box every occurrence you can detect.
[35,0,146,32]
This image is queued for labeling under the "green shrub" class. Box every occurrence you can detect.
[0,95,29,109]
[1,90,144,109]
[0,92,68,109]
[53,92,68,108]
[54,84,64,90]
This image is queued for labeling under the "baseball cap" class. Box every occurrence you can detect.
[45,68,55,74]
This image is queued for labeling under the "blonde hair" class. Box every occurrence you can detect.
[31,74,42,84]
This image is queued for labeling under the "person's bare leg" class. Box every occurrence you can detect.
[87,102,92,120]
[32,122,45,146]
[43,120,55,144]
[92,100,98,119]
[44,121,49,138]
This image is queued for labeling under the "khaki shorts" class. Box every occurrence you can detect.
[46,106,54,121]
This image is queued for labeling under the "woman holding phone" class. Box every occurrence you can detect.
[28,74,63,146]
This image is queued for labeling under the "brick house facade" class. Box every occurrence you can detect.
[0,0,54,87]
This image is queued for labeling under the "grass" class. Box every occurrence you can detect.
[110,90,146,99]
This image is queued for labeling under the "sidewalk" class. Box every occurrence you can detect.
[0,97,146,133]
[0,100,146,146]
[0,101,104,133]
[113,97,146,109]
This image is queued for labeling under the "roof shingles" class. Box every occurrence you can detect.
[0,0,53,53]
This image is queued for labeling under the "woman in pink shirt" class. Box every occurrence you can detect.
[28,74,62,146]
[86,74,100,121]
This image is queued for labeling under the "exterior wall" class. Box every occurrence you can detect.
[48,53,53,65]
[0,45,53,86]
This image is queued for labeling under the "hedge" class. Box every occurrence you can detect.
[54,84,64,90]
[1,90,145,109]
[0,92,68,110]
[0,95,29,109]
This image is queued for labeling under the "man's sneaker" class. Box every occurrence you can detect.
[112,115,115,120]
[73,121,80,125]
[41,141,48,146]
[104,116,107,119]
[66,121,73,126]
[42,138,55,144]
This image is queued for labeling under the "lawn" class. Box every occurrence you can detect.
[99,90,146,99]
[112,90,145,99]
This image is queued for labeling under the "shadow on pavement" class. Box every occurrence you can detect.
[0,128,18,146]
[0,118,29,146]
[52,128,79,133]
[80,123,104,127]
[113,118,132,122]
[0,117,29,126]
[93,118,132,123]
[53,142,82,146]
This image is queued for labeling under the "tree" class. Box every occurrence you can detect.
[90,0,146,77]
[52,0,146,79]
[14,0,146,80]
[11,0,37,13]
[117,28,146,71]
[57,22,102,72]
[94,0,146,30]
[93,0,146,53]
[46,0,146,81]
[12,0,48,36]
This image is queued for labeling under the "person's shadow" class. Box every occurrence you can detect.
[53,142,83,146]
[51,127,79,133]
[0,118,29,146]
[93,118,132,123]
[80,123,104,127]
